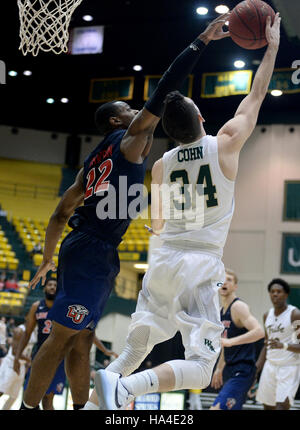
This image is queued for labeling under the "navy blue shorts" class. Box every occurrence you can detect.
[48,229,120,331]
[212,362,256,410]
[24,359,66,395]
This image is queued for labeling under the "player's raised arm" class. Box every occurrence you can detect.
[29,168,85,289]
[217,13,281,154]
[121,13,231,163]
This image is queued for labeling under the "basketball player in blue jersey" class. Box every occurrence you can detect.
[14,278,67,410]
[85,14,281,410]
[21,13,231,410]
[209,269,264,410]
[16,278,118,409]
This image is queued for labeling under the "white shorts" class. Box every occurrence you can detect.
[256,360,300,406]
[0,354,26,398]
[128,244,225,361]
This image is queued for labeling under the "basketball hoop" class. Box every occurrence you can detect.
[17,0,84,56]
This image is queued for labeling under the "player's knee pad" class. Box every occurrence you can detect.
[106,326,152,377]
[166,357,215,390]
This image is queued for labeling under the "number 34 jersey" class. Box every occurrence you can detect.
[160,135,235,257]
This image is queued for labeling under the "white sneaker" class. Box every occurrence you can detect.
[94,369,133,410]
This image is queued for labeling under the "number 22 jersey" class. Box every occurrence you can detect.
[69,129,147,247]
[35,299,53,348]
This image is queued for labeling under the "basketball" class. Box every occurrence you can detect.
[229,0,276,50]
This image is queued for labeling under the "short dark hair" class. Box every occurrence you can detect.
[267,278,290,294]
[94,101,121,135]
[44,278,57,288]
[162,91,202,144]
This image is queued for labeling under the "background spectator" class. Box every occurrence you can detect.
[0,271,6,292]
[4,274,19,293]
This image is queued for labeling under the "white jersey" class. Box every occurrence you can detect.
[0,321,6,344]
[159,135,235,257]
[265,305,300,366]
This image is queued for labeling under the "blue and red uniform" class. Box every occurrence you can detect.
[24,299,66,395]
[48,129,147,330]
[212,298,256,410]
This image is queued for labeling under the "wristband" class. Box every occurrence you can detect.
[282,342,288,350]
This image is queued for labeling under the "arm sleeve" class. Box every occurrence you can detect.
[145,38,206,117]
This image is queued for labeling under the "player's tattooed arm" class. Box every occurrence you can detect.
[29,169,85,289]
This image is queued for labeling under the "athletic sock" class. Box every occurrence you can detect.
[120,369,159,398]
[82,401,99,410]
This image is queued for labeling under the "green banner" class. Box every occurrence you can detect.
[281,233,300,274]
[144,75,193,100]
[288,286,300,309]
[283,181,300,221]
[201,70,253,98]
[268,68,300,94]
[89,77,134,103]
[118,252,147,262]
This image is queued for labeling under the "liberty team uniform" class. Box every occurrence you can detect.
[48,129,147,331]
[212,298,257,410]
[24,299,66,395]
[128,135,235,364]
[256,305,300,406]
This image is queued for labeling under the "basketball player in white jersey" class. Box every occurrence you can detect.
[84,13,281,410]
[0,323,36,410]
[255,279,300,410]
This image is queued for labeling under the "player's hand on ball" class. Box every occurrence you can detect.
[200,12,231,43]
[266,12,281,49]
[29,260,56,290]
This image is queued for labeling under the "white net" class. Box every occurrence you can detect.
[17,0,84,56]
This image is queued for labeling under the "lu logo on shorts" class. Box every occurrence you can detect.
[226,398,236,410]
[67,304,89,324]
